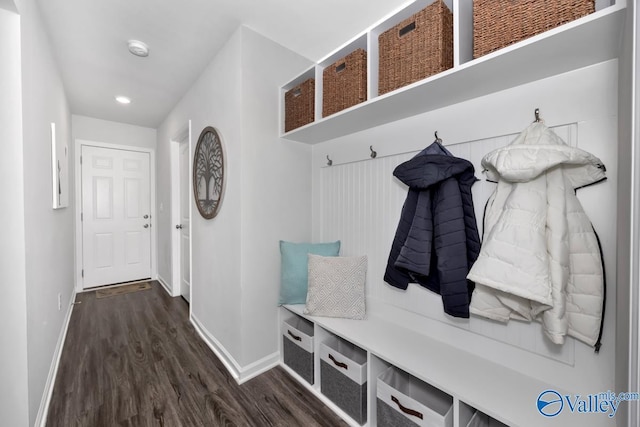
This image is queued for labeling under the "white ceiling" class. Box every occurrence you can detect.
[36,0,410,128]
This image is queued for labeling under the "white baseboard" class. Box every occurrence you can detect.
[156,274,175,296]
[237,351,280,385]
[190,314,279,385]
[35,290,76,427]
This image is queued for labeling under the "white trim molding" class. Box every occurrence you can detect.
[630,3,640,424]
[156,274,173,297]
[190,314,279,385]
[35,290,76,427]
[170,123,191,299]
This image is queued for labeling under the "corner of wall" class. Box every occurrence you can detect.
[157,22,245,377]
[191,313,279,386]
[236,26,314,370]
[615,3,635,426]
[0,6,29,426]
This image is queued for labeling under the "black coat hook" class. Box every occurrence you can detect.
[326,155,333,166]
[435,131,442,143]
[370,146,377,159]
[534,108,541,123]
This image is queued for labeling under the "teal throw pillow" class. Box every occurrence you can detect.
[279,240,340,305]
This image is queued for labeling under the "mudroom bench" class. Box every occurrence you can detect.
[279,303,579,427]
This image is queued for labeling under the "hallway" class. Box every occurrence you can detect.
[46,282,345,426]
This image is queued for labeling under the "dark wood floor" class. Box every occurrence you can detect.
[46,281,347,427]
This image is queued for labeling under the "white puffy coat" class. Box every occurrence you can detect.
[467,122,606,348]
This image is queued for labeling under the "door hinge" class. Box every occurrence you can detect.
[81,212,83,221]
[81,269,84,278]
[80,155,82,165]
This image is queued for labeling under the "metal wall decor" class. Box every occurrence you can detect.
[193,126,225,219]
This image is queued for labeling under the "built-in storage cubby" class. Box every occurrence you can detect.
[281,313,315,385]
[278,304,463,426]
[320,336,368,425]
[279,304,597,427]
[458,402,508,427]
[282,67,316,133]
[319,35,368,119]
[279,0,626,143]
[376,365,453,427]
[277,3,629,426]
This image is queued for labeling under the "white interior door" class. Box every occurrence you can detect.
[81,145,151,288]
[179,142,191,302]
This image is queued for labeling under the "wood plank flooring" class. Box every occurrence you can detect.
[46,281,347,426]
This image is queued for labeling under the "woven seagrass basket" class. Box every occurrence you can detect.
[378,0,453,95]
[323,48,367,117]
[284,78,315,132]
[473,0,595,58]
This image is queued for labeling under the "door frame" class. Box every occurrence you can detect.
[170,122,192,301]
[630,5,640,422]
[74,139,157,293]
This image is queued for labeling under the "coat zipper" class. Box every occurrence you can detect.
[592,225,606,353]
[574,184,607,353]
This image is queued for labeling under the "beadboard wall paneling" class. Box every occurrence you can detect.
[319,124,577,365]
[310,60,618,394]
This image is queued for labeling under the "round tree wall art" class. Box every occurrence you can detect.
[193,126,225,219]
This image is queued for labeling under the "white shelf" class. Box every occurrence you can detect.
[282,304,597,427]
[280,3,626,144]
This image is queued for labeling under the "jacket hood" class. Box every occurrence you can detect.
[394,153,476,189]
[481,122,606,187]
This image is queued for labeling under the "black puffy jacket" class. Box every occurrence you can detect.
[384,145,481,318]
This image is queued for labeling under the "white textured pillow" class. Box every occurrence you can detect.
[304,254,367,320]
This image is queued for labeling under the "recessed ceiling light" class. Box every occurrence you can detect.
[115,96,131,104]
[128,40,149,57]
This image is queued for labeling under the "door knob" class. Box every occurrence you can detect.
[143,224,149,228]
[144,214,149,219]
[176,224,183,229]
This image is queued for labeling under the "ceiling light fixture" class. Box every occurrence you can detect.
[115,96,131,104]
[127,40,149,57]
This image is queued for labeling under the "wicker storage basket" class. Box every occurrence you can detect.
[473,0,595,58]
[323,49,367,117]
[378,0,453,96]
[284,78,315,132]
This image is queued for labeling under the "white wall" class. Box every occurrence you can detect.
[239,28,313,366]
[72,114,157,149]
[0,0,16,12]
[156,26,312,377]
[157,28,245,362]
[17,0,74,424]
[0,7,30,427]
[311,60,618,404]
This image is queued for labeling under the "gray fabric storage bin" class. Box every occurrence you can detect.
[282,315,314,385]
[467,410,509,427]
[377,366,453,427]
[377,398,421,427]
[320,337,368,425]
